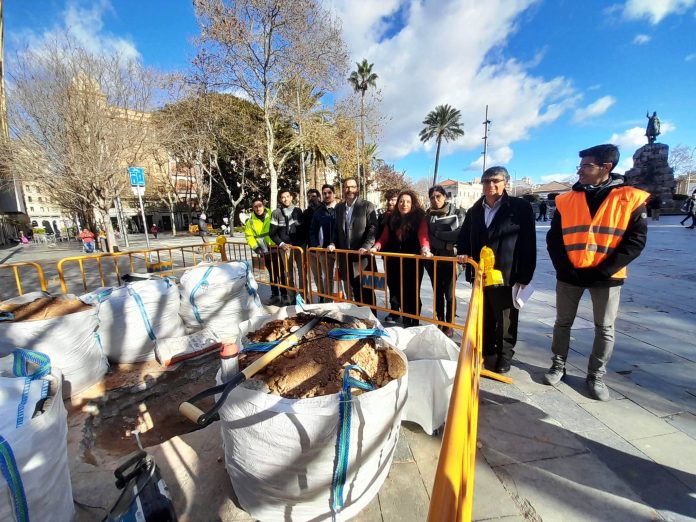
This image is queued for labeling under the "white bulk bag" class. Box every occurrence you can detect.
[219,303,406,521]
[0,292,108,398]
[385,325,459,435]
[179,262,261,338]
[82,278,186,363]
[0,350,74,522]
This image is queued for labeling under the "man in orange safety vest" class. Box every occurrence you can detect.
[544,144,648,401]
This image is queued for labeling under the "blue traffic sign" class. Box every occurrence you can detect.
[128,167,145,187]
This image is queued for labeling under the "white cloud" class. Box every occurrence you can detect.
[686,53,696,62]
[327,0,577,162]
[608,121,675,150]
[623,0,696,24]
[9,0,140,62]
[573,95,616,123]
[467,145,514,172]
[633,34,652,44]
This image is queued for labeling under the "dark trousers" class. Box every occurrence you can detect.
[483,285,518,362]
[264,253,286,297]
[386,256,423,326]
[339,253,375,306]
[385,258,401,313]
[681,211,696,227]
[424,256,457,323]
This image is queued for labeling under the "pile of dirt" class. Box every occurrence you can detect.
[239,314,405,399]
[0,297,92,322]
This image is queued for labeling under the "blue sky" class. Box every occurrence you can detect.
[5,0,696,185]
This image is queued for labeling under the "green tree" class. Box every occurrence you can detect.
[348,59,378,196]
[419,104,465,186]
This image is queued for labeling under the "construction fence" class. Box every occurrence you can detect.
[0,238,492,521]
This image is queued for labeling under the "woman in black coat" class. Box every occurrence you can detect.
[425,185,465,337]
[371,190,432,327]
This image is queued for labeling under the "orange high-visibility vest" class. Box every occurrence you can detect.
[555,186,649,279]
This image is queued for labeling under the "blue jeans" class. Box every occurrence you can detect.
[83,241,95,253]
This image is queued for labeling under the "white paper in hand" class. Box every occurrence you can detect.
[512,282,534,310]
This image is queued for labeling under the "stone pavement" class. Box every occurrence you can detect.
[12,218,696,520]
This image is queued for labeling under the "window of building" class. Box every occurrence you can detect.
[38,197,43,202]
[27,196,32,203]
[30,207,34,212]
[40,207,44,212]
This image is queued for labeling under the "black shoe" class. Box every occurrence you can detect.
[586,375,610,401]
[543,357,566,386]
[495,358,511,374]
[385,313,401,323]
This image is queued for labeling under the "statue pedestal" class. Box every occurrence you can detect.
[623,143,675,207]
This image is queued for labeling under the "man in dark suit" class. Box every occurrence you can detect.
[328,177,378,305]
[457,166,536,374]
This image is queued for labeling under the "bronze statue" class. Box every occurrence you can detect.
[645,111,660,144]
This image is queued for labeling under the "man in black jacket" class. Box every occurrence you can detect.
[301,188,321,246]
[328,177,378,305]
[544,144,648,401]
[269,189,304,305]
[457,166,536,374]
[309,184,337,301]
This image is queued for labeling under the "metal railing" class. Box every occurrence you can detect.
[0,261,48,296]
[427,256,483,521]
[306,247,463,331]
[55,241,233,294]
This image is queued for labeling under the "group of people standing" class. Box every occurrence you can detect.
[244,177,466,336]
[244,143,649,402]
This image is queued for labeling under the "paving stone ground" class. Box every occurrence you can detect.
[5,217,696,521]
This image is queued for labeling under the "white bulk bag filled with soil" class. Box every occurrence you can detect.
[179,262,261,338]
[0,350,74,522]
[0,292,108,398]
[218,303,407,521]
[82,278,186,363]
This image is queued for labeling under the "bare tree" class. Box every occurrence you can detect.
[374,163,413,194]
[192,0,347,209]
[3,37,156,251]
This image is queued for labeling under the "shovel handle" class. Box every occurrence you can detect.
[179,402,205,424]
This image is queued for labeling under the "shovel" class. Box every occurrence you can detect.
[179,311,328,427]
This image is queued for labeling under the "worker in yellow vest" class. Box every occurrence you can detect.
[245,198,287,306]
[544,144,649,401]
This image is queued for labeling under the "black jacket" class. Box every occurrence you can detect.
[457,193,536,286]
[309,203,336,248]
[269,206,304,246]
[546,175,647,287]
[333,198,377,250]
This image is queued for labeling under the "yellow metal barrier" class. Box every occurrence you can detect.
[0,261,48,297]
[427,256,483,522]
[246,245,308,300]
[55,240,238,294]
[306,247,464,332]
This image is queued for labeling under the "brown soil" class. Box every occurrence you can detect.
[1,297,92,322]
[240,314,405,399]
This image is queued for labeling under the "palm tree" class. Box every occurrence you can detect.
[419,104,465,186]
[348,59,378,196]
